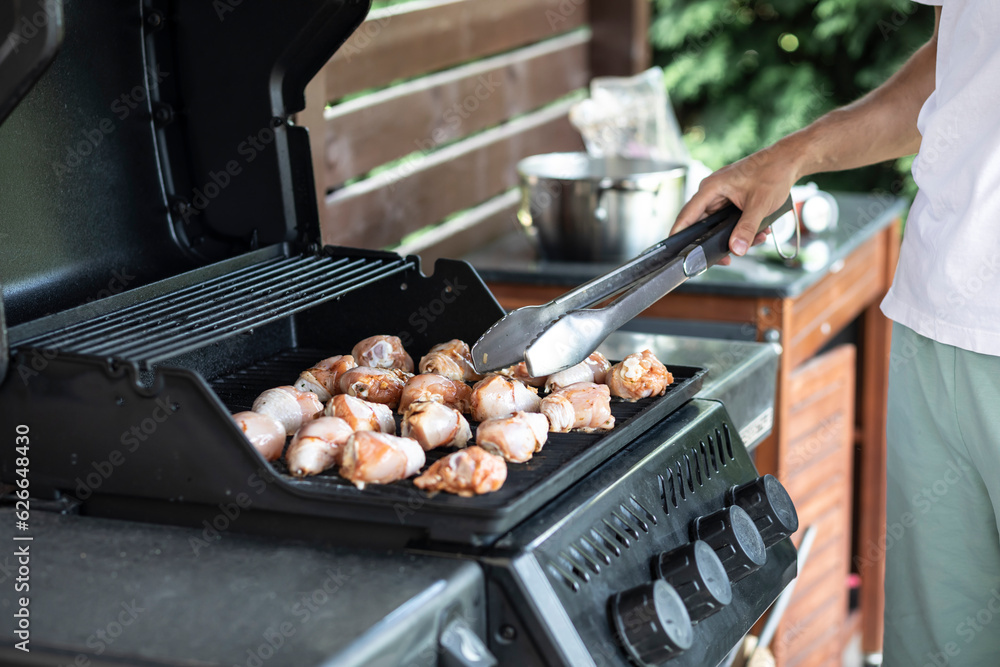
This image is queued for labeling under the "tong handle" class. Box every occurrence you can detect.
[550,204,742,313]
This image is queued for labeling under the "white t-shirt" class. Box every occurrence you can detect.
[880,0,1000,356]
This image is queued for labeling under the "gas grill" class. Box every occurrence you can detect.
[0,2,798,666]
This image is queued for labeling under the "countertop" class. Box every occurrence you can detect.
[466,192,906,298]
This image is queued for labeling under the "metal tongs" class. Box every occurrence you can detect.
[471,196,798,377]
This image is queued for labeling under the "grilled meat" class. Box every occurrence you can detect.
[401,401,472,451]
[607,349,673,401]
[352,335,414,372]
[232,411,286,462]
[414,446,507,496]
[475,411,549,463]
[399,373,473,414]
[540,381,615,432]
[251,385,324,436]
[339,431,425,489]
[285,417,355,477]
[470,375,540,422]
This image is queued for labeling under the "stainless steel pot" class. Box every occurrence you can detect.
[517,152,687,262]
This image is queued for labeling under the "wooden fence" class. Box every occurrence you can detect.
[296,0,650,265]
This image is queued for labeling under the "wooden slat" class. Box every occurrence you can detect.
[588,0,651,77]
[322,99,583,248]
[323,30,590,188]
[324,0,590,102]
[395,189,522,266]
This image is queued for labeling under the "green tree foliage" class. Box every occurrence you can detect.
[651,0,935,198]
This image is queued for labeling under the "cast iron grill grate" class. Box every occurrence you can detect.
[16,254,415,364]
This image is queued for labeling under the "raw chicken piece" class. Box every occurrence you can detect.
[401,401,472,451]
[294,354,358,401]
[475,411,549,463]
[498,361,547,388]
[325,394,395,433]
[414,446,507,497]
[418,339,483,382]
[339,431,425,489]
[233,411,286,462]
[470,375,540,422]
[606,349,673,401]
[252,386,324,436]
[285,417,355,477]
[338,367,412,410]
[544,352,611,393]
[352,335,414,372]
[398,373,473,414]
[540,382,615,433]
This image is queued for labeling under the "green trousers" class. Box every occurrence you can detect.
[883,322,1000,666]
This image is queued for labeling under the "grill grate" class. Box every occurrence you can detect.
[209,347,707,515]
[18,254,415,364]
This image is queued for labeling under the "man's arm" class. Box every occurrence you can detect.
[673,7,941,259]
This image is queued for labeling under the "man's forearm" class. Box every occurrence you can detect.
[782,17,939,180]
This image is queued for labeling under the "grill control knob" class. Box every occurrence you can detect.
[653,540,733,622]
[728,474,799,547]
[692,505,766,582]
[611,580,693,666]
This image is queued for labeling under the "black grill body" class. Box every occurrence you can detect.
[0,2,797,666]
[483,400,796,667]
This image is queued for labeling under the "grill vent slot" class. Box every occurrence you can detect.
[601,519,632,549]
[18,254,414,363]
[701,440,716,476]
[723,425,735,460]
[569,544,603,575]
[580,535,613,565]
[591,528,622,558]
[628,496,657,527]
[547,559,583,593]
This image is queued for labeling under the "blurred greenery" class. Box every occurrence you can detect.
[651,0,935,199]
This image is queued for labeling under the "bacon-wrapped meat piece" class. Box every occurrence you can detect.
[338,367,412,410]
[540,382,615,433]
[232,411,286,462]
[352,335,414,372]
[285,417,355,477]
[498,361,547,388]
[399,373,473,414]
[324,394,395,433]
[418,339,483,382]
[606,349,673,401]
[475,411,549,463]
[339,432,425,489]
[401,401,472,451]
[470,375,540,422]
[294,354,358,401]
[251,386,324,436]
[414,446,507,497]
[544,351,611,393]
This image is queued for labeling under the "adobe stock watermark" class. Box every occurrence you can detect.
[2,0,59,55]
[878,0,921,40]
[922,589,1000,667]
[51,65,171,180]
[394,276,470,349]
[72,396,180,500]
[387,73,504,191]
[854,456,972,572]
[188,466,279,555]
[174,121,282,223]
[546,0,585,31]
[235,567,349,667]
[336,3,410,63]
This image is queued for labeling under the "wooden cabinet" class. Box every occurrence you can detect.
[772,344,855,666]
[481,216,902,663]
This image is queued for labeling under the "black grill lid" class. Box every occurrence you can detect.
[0,0,372,329]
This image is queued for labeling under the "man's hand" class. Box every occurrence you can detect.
[672,142,802,265]
[670,5,939,267]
